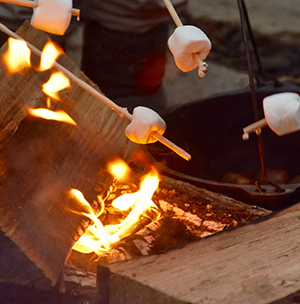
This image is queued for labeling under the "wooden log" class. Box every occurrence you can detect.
[67,174,271,273]
[99,202,300,304]
[0,20,139,287]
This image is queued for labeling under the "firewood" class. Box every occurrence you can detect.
[98,202,300,304]
[67,174,271,274]
[0,20,139,287]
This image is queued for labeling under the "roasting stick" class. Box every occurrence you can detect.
[162,0,208,78]
[0,0,80,17]
[242,118,267,140]
[0,23,191,161]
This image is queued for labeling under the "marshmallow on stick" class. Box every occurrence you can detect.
[125,107,166,144]
[162,0,211,78]
[168,26,211,77]
[0,0,80,17]
[31,0,73,35]
[0,22,191,161]
[263,92,300,136]
[242,92,300,139]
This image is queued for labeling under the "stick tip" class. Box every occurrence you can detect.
[242,133,249,141]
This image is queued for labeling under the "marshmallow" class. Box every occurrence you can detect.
[31,0,72,35]
[125,107,166,144]
[168,25,211,72]
[263,92,300,136]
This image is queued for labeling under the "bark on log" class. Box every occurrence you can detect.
[0,20,139,287]
[98,202,300,304]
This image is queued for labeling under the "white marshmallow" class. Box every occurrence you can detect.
[31,0,72,35]
[168,25,211,72]
[125,107,166,144]
[263,92,300,136]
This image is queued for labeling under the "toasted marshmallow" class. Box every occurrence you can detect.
[125,107,166,144]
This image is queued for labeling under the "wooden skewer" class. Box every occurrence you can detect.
[242,118,267,140]
[161,0,208,78]
[0,23,191,161]
[0,0,80,18]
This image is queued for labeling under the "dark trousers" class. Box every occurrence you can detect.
[81,21,170,113]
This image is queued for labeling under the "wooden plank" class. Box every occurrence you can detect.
[102,203,300,304]
[0,20,139,287]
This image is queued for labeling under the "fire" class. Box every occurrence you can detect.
[2,38,76,125]
[42,71,71,101]
[39,41,64,71]
[107,158,131,181]
[69,189,119,255]
[2,38,31,74]
[28,108,77,125]
[70,161,161,255]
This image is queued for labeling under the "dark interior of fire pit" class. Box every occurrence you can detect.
[146,83,300,209]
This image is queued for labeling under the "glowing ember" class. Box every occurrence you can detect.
[28,108,77,125]
[42,71,71,100]
[39,41,64,71]
[70,163,160,255]
[2,38,31,74]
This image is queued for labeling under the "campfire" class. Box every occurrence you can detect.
[0,20,288,304]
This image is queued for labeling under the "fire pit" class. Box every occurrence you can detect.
[145,82,300,210]
[146,0,300,211]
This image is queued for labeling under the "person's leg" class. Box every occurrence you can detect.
[81,21,169,113]
[0,4,31,46]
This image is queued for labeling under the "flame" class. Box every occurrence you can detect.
[70,189,119,254]
[28,108,77,125]
[39,41,64,71]
[107,158,131,181]
[70,164,160,255]
[42,71,71,100]
[2,38,31,74]
[46,97,51,109]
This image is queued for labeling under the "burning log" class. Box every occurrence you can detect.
[0,20,139,288]
[67,174,271,274]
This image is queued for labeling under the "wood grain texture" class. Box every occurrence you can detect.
[103,203,300,304]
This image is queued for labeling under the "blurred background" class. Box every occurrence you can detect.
[163,0,300,108]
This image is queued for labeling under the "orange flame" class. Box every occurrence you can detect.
[39,41,64,71]
[70,163,160,255]
[2,38,31,74]
[28,108,77,125]
[42,71,71,100]
[107,158,131,181]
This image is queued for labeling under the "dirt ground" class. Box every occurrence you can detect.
[163,0,300,109]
